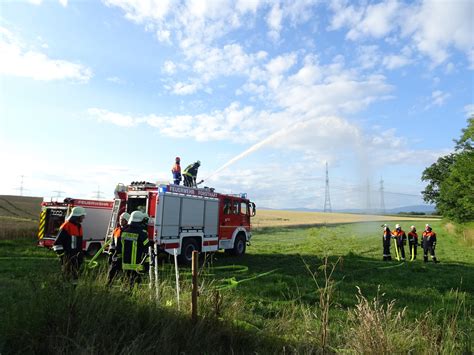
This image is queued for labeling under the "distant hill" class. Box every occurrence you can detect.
[259,204,436,215]
[0,195,43,220]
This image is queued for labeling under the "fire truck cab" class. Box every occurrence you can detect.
[38,198,114,255]
[108,182,256,263]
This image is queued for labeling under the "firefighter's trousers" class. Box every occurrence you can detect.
[107,256,122,285]
[383,236,391,261]
[183,175,196,187]
[423,239,437,262]
[409,241,417,260]
[60,252,83,280]
[395,238,406,260]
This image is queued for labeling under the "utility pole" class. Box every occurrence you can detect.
[18,175,24,196]
[323,162,332,213]
[93,186,104,199]
[379,177,386,215]
[52,190,65,199]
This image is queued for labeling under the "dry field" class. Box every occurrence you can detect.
[0,195,42,239]
[253,209,440,229]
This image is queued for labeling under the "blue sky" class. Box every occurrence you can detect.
[0,0,473,210]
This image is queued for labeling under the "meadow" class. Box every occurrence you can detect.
[0,215,472,354]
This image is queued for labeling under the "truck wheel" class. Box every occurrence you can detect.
[231,234,246,256]
[87,243,101,257]
[179,238,199,264]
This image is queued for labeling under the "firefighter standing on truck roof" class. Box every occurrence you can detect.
[407,225,418,260]
[183,160,201,187]
[382,224,392,261]
[422,224,439,263]
[52,206,86,282]
[171,156,182,185]
[392,224,407,261]
[107,212,130,286]
[121,211,152,288]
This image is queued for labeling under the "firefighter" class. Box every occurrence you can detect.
[121,211,152,288]
[52,206,86,282]
[422,224,439,263]
[382,224,392,261]
[107,212,130,286]
[171,156,182,185]
[407,225,418,260]
[391,224,407,261]
[183,160,201,187]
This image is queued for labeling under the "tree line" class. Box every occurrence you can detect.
[422,117,474,223]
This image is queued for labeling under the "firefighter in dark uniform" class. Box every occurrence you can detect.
[121,211,152,288]
[53,206,86,281]
[391,224,407,261]
[422,224,439,263]
[171,156,182,185]
[183,160,201,187]
[407,225,418,260]
[107,212,130,286]
[382,224,392,261]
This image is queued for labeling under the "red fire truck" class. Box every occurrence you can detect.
[38,198,114,255]
[108,182,256,263]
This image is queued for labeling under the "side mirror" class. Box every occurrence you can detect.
[251,202,256,217]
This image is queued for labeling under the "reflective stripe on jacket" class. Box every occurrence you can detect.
[53,220,83,253]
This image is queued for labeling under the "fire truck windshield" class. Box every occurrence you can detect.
[127,196,147,215]
[45,208,67,237]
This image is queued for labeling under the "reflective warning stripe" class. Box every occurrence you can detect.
[38,210,46,239]
[121,232,143,271]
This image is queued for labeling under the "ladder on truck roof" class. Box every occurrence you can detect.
[104,199,121,246]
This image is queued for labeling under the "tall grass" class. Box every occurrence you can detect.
[3,258,469,354]
[344,287,471,354]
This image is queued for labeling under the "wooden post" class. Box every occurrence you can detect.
[191,250,198,322]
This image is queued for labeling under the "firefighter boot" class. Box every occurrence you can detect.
[424,255,428,262]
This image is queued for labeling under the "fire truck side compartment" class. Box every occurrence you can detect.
[156,193,219,240]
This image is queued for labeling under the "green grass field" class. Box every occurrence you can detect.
[0,219,472,353]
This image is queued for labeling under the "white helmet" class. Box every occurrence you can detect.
[395,224,401,229]
[410,225,416,229]
[129,211,145,223]
[120,212,130,222]
[67,206,86,220]
[425,224,431,228]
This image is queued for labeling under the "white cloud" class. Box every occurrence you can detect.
[106,76,123,84]
[59,0,68,6]
[162,60,176,74]
[424,90,451,110]
[347,0,401,40]
[156,29,171,43]
[87,108,139,127]
[382,53,411,70]
[267,3,283,41]
[464,104,474,118]
[103,0,171,23]
[404,0,474,66]
[329,0,474,66]
[0,27,92,82]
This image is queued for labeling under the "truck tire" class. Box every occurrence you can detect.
[231,234,246,256]
[179,238,199,264]
[86,243,101,257]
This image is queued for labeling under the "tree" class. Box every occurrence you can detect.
[421,154,456,204]
[421,117,474,223]
[437,152,474,222]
